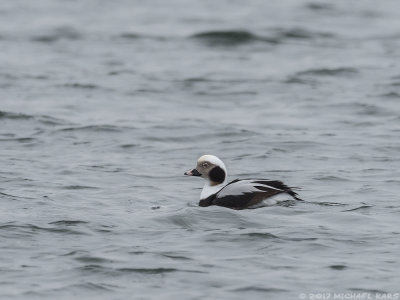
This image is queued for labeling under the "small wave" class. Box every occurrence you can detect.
[273,28,334,39]
[61,250,89,256]
[305,3,335,11]
[190,30,277,46]
[44,282,115,293]
[78,264,108,273]
[0,192,19,199]
[49,220,89,225]
[0,110,33,120]
[167,213,195,229]
[75,256,113,264]
[133,88,165,94]
[282,237,319,242]
[234,286,288,293]
[78,264,200,275]
[38,115,70,126]
[195,90,257,96]
[108,69,135,76]
[190,28,334,47]
[276,200,299,207]
[349,288,388,294]
[295,67,358,77]
[284,77,317,85]
[116,267,178,274]
[182,77,213,83]
[240,232,279,239]
[0,192,35,200]
[153,207,267,231]
[24,74,49,80]
[31,26,81,43]
[0,223,87,235]
[119,32,142,39]
[161,253,192,261]
[0,72,18,80]
[58,124,128,132]
[0,137,36,143]
[304,201,348,207]
[61,185,99,190]
[342,205,373,212]
[391,74,400,80]
[0,110,69,126]
[118,32,165,41]
[119,267,206,274]
[74,282,113,291]
[329,264,347,270]
[352,103,391,117]
[381,92,400,98]
[314,175,349,182]
[62,83,100,89]
[285,67,358,85]
[119,143,139,149]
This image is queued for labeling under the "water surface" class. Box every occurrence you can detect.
[1,0,400,299]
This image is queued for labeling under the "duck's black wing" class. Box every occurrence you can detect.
[250,180,301,201]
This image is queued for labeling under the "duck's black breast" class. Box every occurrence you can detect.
[198,194,216,207]
[198,179,300,210]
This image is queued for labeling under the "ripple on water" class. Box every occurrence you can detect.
[49,220,89,226]
[75,256,114,264]
[0,110,33,120]
[61,185,99,190]
[342,205,373,212]
[0,110,69,127]
[160,253,193,261]
[305,2,336,11]
[153,207,266,230]
[45,282,116,294]
[294,67,358,78]
[380,92,400,98]
[285,67,358,85]
[118,32,166,41]
[329,265,348,270]
[272,27,335,39]
[314,175,349,182]
[190,30,276,46]
[239,232,279,239]
[62,83,101,90]
[57,124,130,133]
[233,286,288,293]
[31,26,82,43]
[0,137,37,143]
[0,223,88,236]
[190,27,334,47]
[1,0,400,298]
[77,264,201,276]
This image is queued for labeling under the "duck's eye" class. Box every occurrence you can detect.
[202,163,209,168]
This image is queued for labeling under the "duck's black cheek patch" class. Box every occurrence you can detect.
[209,166,225,184]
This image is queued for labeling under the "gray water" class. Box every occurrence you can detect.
[1,1,400,299]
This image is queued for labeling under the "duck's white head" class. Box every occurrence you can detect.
[184,154,228,187]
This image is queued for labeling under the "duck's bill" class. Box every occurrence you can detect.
[184,168,202,176]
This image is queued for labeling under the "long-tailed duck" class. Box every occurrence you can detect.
[184,155,301,209]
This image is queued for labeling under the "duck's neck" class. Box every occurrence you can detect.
[200,179,228,200]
